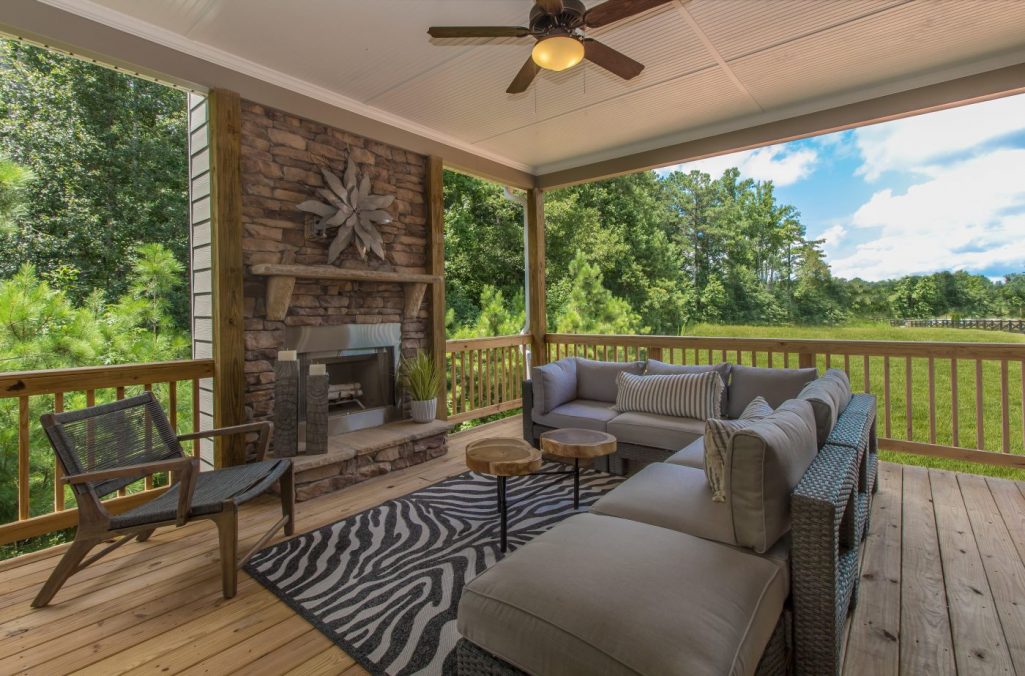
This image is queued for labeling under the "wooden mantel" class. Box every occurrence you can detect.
[250,263,441,321]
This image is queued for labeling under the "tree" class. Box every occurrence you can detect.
[554,252,644,335]
[0,40,190,328]
[0,156,32,233]
[1002,274,1025,318]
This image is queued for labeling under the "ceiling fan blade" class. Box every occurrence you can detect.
[535,0,565,15]
[583,39,644,80]
[584,0,674,28]
[428,26,531,39]
[507,57,541,94]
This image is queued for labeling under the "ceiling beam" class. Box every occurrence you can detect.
[536,60,1025,189]
[0,0,537,189]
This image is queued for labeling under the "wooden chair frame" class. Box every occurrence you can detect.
[33,407,294,608]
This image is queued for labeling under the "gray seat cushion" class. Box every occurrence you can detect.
[666,437,705,469]
[531,358,577,415]
[533,399,619,432]
[575,357,644,403]
[726,365,818,419]
[646,359,732,413]
[607,412,705,451]
[798,368,853,446]
[458,512,786,676]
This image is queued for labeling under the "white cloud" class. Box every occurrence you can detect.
[660,143,818,187]
[828,148,1025,280]
[818,224,846,246]
[854,93,1025,181]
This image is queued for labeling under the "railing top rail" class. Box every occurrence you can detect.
[445,334,531,351]
[544,333,1025,360]
[0,359,216,399]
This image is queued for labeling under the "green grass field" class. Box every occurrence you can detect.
[686,322,1025,481]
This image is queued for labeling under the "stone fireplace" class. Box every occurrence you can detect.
[239,99,449,499]
[286,323,401,438]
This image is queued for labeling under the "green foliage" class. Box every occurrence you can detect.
[399,351,441,402]
[554,252,644,335]
[0,155,33,233]
[0,40,190,329]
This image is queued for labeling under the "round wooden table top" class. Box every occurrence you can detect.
[540,428,618,459]
[465,437,543,477]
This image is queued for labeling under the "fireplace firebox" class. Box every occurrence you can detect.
[285,323,402,437]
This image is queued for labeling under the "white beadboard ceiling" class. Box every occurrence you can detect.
[42,0,1025,175]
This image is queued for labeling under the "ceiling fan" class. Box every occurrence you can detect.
[427,0,672,93]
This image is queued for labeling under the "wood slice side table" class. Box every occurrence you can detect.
[539,428,617,509]
[465,438,542,553]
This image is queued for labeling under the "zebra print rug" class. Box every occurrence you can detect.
[244,464,622,675]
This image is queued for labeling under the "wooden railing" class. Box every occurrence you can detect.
[0,359,215,546]
[546,333,1025,469]
[444,335,530,424]
[890,318,1025,334]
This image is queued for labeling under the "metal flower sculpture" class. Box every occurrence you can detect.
[297,157,394,263]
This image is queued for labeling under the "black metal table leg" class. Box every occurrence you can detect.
[573,458,580,510]
[499,476,508,553]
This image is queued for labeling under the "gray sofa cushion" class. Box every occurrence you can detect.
[614,371,724,419]
[797,368,853,446]
[574,357,644,403]
[727,365,818,419]
[727,399,819,553]
[646,359,732,413]
[531,358,577,415]
[533,399,618,432]
[607,411,705,451]
[458,512,786,676]
[592,463,735,546]
[666,437,704,469]
[705,397,775,501]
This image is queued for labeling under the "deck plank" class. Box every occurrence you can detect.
[843,462,902,675]
[3,417,1025,676]
[898,465,956,676]
[958,474,1025,673]
[930,469,1015,674]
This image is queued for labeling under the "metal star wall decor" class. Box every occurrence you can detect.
[297,157,394,263]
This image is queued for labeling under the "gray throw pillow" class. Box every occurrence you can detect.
[727,399,819,553]
[726,365,818,419]
[574,357,644,402]
[704,397,774,502]
[530,358,577,415]
[645,359,732,414]
[798,368,853,446]
[614,371,724,420]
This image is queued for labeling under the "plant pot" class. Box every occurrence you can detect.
[410,398,437,423]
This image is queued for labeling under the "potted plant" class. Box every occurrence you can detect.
[399,351,441,423]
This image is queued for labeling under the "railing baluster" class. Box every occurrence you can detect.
[951,358,959,448]
[975,360,984,450]
[752,351,757,367]
[844,354,850,375]
[928,357,936,444]
[825,353,832,369]
[906,357,913,441]
[143,383,154,491]
[784,352,790,368]
[768,351,774,368]
[1000,360,1009,453]
[449,352,457,416]
[18,396,30,521]
[883,356,892,438]
[460,351,467,415]
[192,378,201,458]
[54,392,65,511]
[862,355,870,394]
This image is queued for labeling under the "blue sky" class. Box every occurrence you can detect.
[658,93,1025,282]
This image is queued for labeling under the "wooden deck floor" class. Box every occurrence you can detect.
[0,415,1023,675]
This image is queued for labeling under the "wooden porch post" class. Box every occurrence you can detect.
[426,156,448,418]
[208,89,246,466]
[526,188,547,367]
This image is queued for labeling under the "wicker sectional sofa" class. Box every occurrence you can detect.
[455,359,878,676]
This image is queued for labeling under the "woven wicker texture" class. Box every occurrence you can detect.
[46,393,184,497]
[110,459,290,529]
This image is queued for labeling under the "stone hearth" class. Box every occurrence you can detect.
[291,420,450,501]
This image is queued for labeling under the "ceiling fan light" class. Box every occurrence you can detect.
[531,36,584,71]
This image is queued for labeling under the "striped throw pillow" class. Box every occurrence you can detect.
[614,371,724,420]
[704,397,774,502]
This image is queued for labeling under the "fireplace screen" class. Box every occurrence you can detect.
[285,324,402,436]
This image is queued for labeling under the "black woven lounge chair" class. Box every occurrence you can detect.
[33,392,294,607]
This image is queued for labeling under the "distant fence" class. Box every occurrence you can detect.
[890,319,1025,334]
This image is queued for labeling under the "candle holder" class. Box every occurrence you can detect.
[272,351,299,458]
[306,363,329,455]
